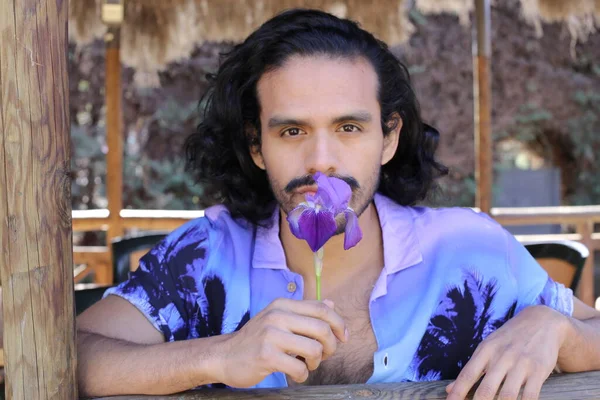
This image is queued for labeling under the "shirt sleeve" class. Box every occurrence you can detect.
[103,221,211,341]
[505,230,574,317]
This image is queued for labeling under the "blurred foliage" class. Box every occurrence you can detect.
[71,124,106,209]
[71,95,206,211]
[69,41,222,223]
[567,90,600,205]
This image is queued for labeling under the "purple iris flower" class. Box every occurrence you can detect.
[287,172,363,252]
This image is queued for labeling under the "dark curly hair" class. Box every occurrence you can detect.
[185,8,448,226]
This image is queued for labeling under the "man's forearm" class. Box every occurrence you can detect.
[77,330,230,397]
[558,316,600,372]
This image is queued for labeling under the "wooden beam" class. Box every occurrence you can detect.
[578,221,596,306]
[492,205,600,225]
[0,0,77,398]
[105,25,124,244]
[94,371,600,400]
[73,246,110,265]
[120,209,206,231]
[72,209,110,231]
[104,24,124,285]
[473,0,493,214]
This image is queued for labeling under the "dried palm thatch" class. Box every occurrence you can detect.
[69,0,106,44]
[519,0,598,43]
[415,0,473,26]
[69,0,598,85]
[69,0,412,75]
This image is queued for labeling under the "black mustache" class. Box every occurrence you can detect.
[284,174,360,193]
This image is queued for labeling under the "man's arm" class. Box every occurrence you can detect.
[556,297,600,372]
[77,295,348,397]
[76,295,225,397]
[446,298,600,400]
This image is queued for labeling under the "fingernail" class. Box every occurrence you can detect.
[324,299,335,308]
[344,328,349,341]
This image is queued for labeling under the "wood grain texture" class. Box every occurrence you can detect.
[473,53,492,215]
[0,0,77,398]
[473,0,492,215]
[105,26,124,245]
[93,371,600,400]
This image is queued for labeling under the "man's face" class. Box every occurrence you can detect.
[251,55,400,221]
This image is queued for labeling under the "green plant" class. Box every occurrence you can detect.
[566,91,600,205]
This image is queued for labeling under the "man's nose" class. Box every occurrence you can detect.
[305,132,339,175]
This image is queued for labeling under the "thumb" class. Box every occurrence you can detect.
[323,299,335,309]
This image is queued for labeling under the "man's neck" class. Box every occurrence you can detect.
[279,201,384,299]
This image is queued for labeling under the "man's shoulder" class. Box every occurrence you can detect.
[407,205,507,247]
[156,205,256,263]
[411,206,499,228]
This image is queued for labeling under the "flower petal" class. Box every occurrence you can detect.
[314,172,352,213]
[343,209,363,250]
[302,208,337,252]
[287,204,310,238]
[287,205,337,252]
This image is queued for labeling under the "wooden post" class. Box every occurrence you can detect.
[473,0,493,214]
[105,22,124,284]
[0,1,77,399]
[578,221,595,307]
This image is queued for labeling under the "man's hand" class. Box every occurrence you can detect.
[212,298,348,388]
[446,305,569,400]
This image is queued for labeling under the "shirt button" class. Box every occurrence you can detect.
[287,282,297,293]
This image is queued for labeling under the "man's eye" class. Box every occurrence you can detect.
[339,124,361,133]
[282,127,305,137]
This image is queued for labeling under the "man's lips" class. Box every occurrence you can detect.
[295,185,318,196]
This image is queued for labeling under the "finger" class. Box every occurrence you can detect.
[269,299,347,343]
[447,350,490,400]
[497,367,528,400]
[280,313,338,359]
[275,331,323,371]
[271,351,310,383]
[473,363,510,400]
[521,373,545,400]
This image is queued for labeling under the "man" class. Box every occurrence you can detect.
[77,9,600,399]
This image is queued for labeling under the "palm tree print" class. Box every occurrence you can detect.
[195,275,250,338]
[412,271,517,380]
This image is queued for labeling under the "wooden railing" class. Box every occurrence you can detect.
[72,206,600,305]
[92,371,600,399]
[492,205,600,306]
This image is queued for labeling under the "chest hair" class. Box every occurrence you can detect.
[290,275,379,386]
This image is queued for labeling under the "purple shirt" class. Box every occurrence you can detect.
[105,194,573,387]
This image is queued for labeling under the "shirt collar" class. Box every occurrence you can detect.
[252,193,423,274]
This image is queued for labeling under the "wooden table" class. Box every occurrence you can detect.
[95,371,600,399]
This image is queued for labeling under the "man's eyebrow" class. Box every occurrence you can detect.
[331,111,373,124]
[267,111,373,129]
[267,116,311,129]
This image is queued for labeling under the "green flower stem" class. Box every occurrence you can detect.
[314,248,324,301]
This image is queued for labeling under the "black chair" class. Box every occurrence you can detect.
[111,232,168,284]
[524,240,589,291]
[74,232,168,315]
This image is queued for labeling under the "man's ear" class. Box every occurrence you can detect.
[247,126,266,170]
[382,113,402,165]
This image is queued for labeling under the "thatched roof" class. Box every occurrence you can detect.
[69,0,599,75]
